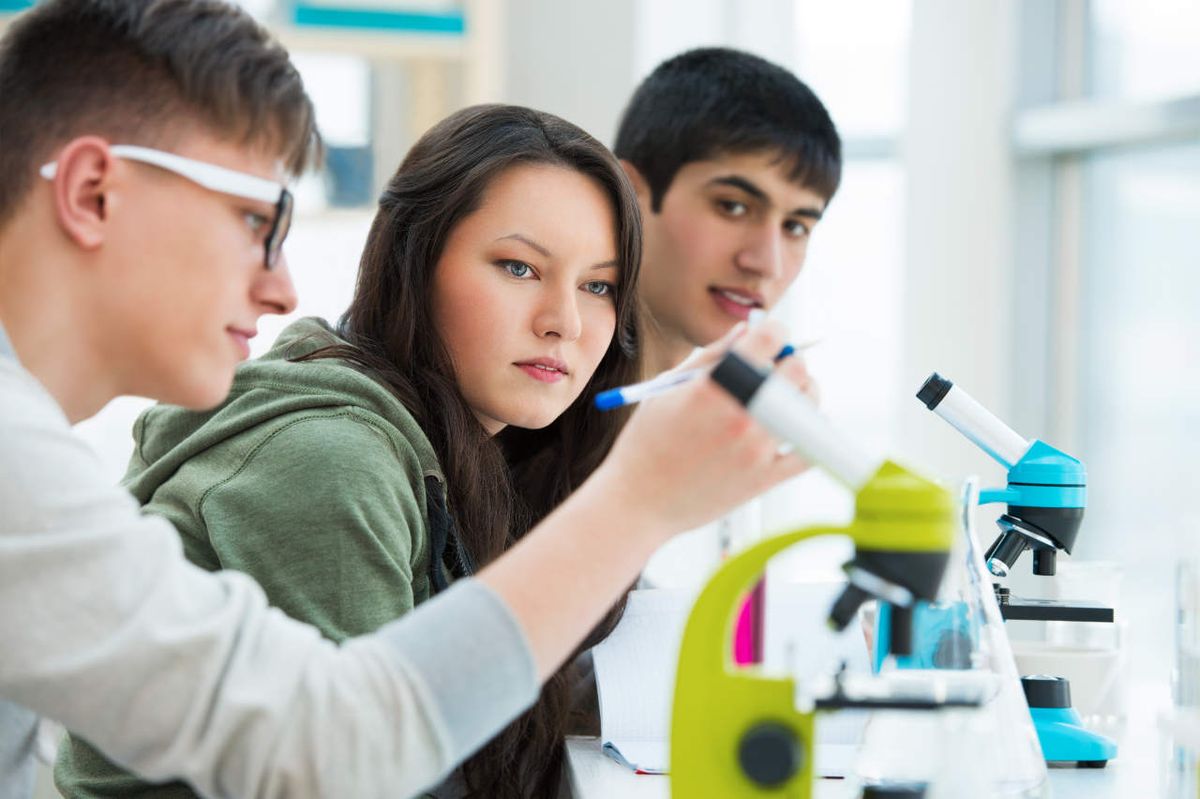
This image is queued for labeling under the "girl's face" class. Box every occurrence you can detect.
[431,163,621,435]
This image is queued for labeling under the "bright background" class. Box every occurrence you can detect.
[5,2,1197,748]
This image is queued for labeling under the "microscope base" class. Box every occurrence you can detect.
[1030,706,1117,766]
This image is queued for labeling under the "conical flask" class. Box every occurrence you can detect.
[858,476,1048,797]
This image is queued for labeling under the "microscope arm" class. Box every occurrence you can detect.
[671,524,846,797]
[675,525,850,689]
[979,487,1021,505]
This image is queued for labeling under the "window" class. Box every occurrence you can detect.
[1012,1,1200,678]
[1075,142,1200,664]
[1090,0,1200,101]
[762,1,910,544]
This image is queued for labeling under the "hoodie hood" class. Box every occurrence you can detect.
[125,317,442,504]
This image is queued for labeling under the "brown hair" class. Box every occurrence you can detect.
[302,104,642,796]
[0,0,321,227]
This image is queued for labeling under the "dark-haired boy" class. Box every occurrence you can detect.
[616,46,842,379]
[615,48,840,598]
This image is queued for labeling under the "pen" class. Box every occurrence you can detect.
[594,367,706,411]
[594,342,815,411]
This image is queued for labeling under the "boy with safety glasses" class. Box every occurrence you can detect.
[0,2,809,797]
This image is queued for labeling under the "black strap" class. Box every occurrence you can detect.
[423,476,474,592]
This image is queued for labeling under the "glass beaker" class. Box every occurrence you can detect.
[861,476,1048,797]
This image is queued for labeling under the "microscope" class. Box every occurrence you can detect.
[915,372,1117,766]
[669,352,969,798]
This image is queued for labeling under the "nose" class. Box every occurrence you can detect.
[734,222,785,280]
[252,252,299,316]
[532,283,582,342]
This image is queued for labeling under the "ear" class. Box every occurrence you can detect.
[618,159,652,206]
[44,136,118,251]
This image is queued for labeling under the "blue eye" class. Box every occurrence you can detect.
[498,260,534,278]
[583,281,615,297]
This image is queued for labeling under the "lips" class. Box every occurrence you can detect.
[227,327,257,360]
[709,287,763,321]
[515,357,569,384]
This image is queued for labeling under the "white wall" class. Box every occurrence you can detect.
[500,0,795,146]
[500,0,638,143]
[898,0,1018,489]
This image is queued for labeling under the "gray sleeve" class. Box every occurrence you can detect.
[0,362,538,798]
[369,580,540,764]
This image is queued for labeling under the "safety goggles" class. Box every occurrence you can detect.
[40,144,293,270]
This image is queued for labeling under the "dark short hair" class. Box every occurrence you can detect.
[0,0,321,226]
[614,46,841,212]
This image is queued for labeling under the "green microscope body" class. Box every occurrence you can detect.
[670,353,957,798]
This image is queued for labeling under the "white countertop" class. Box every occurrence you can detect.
[566,682,1169,798]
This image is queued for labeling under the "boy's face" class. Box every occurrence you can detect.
[98,133,298,409]
[636,150,826,350]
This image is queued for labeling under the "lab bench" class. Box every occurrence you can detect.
[566,681,1168,798]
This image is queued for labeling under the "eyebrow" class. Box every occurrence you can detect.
[497,233,551,257]
[706,175,824,221]
[498,233,620,271]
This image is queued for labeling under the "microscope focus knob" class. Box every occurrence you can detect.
[738,722,801,788]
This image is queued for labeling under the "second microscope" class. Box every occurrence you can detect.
[916,372,1117,766]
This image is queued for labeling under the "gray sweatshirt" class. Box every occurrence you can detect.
[0,321,538,798]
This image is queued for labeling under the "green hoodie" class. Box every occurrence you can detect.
[56,317,458,798]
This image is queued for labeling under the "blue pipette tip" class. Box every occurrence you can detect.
[594,389,624,411]
[774,344,795,361]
